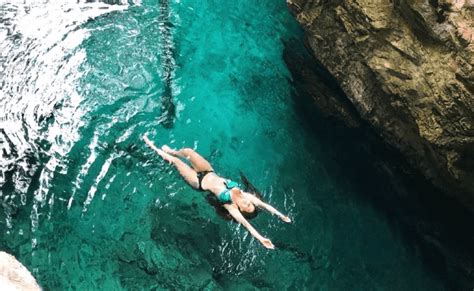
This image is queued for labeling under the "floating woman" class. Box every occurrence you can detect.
[143,135,291,249]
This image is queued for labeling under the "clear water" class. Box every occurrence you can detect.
[0,0,469,289]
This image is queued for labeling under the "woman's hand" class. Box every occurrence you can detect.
[281,215,291,223]
[260,238,275,249]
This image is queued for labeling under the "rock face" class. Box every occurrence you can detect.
[288,0,474,209]
[0,252,41,291]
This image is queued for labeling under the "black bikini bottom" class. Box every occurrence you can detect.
[196,170,213,191]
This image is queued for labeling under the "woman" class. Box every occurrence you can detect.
[143,135,291,249]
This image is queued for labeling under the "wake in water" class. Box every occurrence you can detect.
[157,0,177,128]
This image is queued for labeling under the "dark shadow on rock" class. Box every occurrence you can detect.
[283,37,361,128]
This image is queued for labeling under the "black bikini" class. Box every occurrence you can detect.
[196,170,214,191]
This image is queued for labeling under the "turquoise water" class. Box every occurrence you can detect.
[0,0,471,289]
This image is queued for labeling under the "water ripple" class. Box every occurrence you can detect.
[82,153,115,213]
[0,1,128,232]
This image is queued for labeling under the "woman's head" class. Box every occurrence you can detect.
[232,188,256,214]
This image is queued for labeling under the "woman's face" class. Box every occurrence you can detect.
[238,198,255,213]
[233,189,255,213]
[231,188,255,213]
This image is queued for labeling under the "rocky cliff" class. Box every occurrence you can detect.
[287,0,474,209]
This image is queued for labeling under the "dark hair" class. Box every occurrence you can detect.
[240,172,264,201]
[205,194,233,220]
[240,207,258,219]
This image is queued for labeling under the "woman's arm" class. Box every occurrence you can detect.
[246,194,291,223]
[224,205,275,249]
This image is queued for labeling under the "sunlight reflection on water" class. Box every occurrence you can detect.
[0,0,127,243]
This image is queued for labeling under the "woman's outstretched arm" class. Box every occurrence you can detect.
[224,205,275,249]
[246,194,291,223]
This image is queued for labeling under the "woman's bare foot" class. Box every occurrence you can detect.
[161,145,175,155]
[143,136,176,164]
[156,148,175,164]
[143,134,153,146]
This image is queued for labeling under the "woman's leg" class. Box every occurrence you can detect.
[156,149,199,189]
[162,146,213,172]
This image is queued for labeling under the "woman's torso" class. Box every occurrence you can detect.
[201,172,230,196]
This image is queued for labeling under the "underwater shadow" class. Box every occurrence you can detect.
[283,38,474,290]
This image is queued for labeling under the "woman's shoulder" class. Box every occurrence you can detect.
[243,191,261,203]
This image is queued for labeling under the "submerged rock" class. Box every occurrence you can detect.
[0,252,41,290]
[288,0,474,209]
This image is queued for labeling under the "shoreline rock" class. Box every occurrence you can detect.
[287,0,474,210]
[0,252,41,291]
